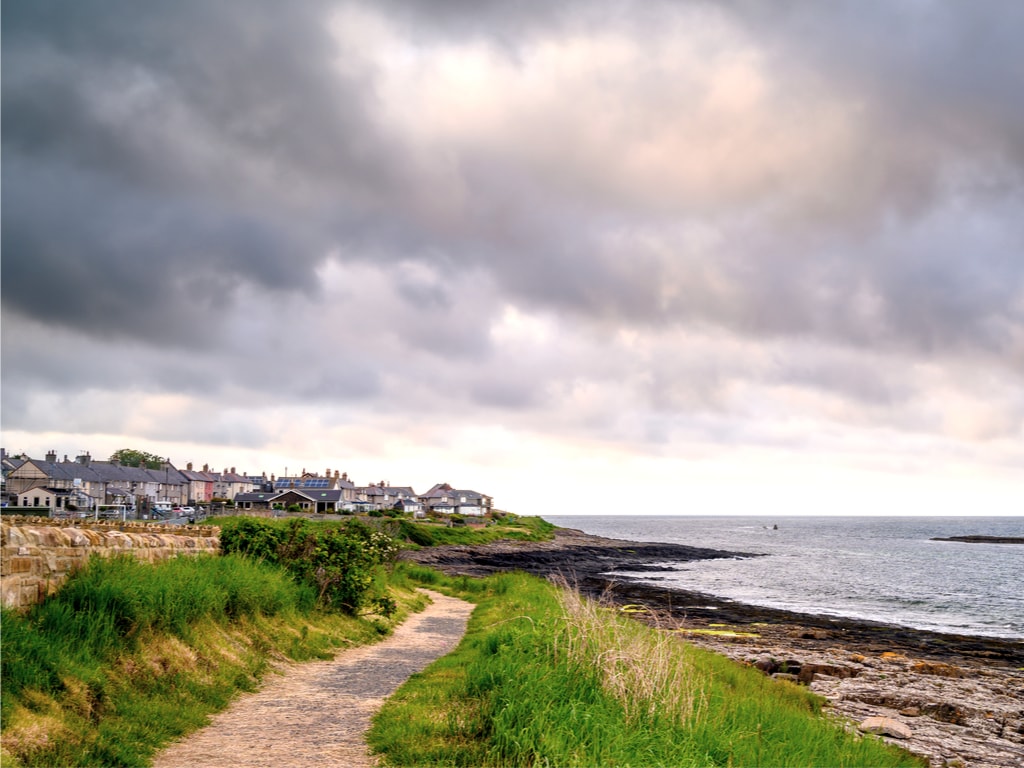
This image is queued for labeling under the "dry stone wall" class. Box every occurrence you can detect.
[1,516,220,609]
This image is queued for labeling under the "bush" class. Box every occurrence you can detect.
[219,518,399,614]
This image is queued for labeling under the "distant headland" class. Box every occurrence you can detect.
[930,535,1024,544]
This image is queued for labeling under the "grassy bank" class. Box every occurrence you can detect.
[1,553,423,768]
[371,564,925,767]
[215,511,555,550]
[396,513,555,547]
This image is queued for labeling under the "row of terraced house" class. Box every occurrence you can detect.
[0,449,493,518]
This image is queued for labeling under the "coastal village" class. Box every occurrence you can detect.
[0,448,493,519]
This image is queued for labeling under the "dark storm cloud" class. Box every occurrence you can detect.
[2,154,328,344]
[2,0,408,344]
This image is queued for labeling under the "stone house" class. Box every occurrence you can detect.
[357,482,418,510]
[211,468,254,500]
[420,483,493,516]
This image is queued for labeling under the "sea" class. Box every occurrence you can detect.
[544,516,1024,640]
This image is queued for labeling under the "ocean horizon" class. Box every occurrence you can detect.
[545,515,1024,640]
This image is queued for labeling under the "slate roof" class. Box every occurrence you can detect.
[235,491,285,503]
[17,458,187,486]
[180,469,217,482]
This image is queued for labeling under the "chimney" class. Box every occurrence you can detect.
[325,468,330,477]
[64,454,69,462]
[76,452,91,466]
[342,472,348,481]
[110,458,120,467]
[230,467,236,475]
[45,450,57,463]
[334,470,340,478]
[186,462,193,471]
[203,463,209,472]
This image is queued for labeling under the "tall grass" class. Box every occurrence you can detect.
[369,565,925,767]
[552,575,707,727]
[1,553,411,768]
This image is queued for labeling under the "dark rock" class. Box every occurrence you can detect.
[927,702,969,726]
[930,536,1024,544]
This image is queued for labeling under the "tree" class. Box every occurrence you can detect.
[109,448,165,469]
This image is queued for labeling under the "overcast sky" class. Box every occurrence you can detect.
[3,0,1022,516]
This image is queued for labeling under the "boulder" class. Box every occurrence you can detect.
[858,716,912,740]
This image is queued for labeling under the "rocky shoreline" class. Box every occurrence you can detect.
[404,526,1024,768]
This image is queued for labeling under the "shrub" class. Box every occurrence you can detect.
[219,518,398,614]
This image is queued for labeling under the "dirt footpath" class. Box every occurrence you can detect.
[152,590,473,768]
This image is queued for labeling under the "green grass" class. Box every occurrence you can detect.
[368,565,925,768]
[201,511,555,549]
[1,553,423,768]
[396,514,555,547]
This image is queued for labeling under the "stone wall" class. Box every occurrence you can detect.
[1,516,220,609]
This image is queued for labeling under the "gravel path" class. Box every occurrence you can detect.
[152,590,473,768]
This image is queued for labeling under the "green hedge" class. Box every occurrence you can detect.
[219,517,398,614]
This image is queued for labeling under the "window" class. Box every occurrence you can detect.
[34,496,40,506]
